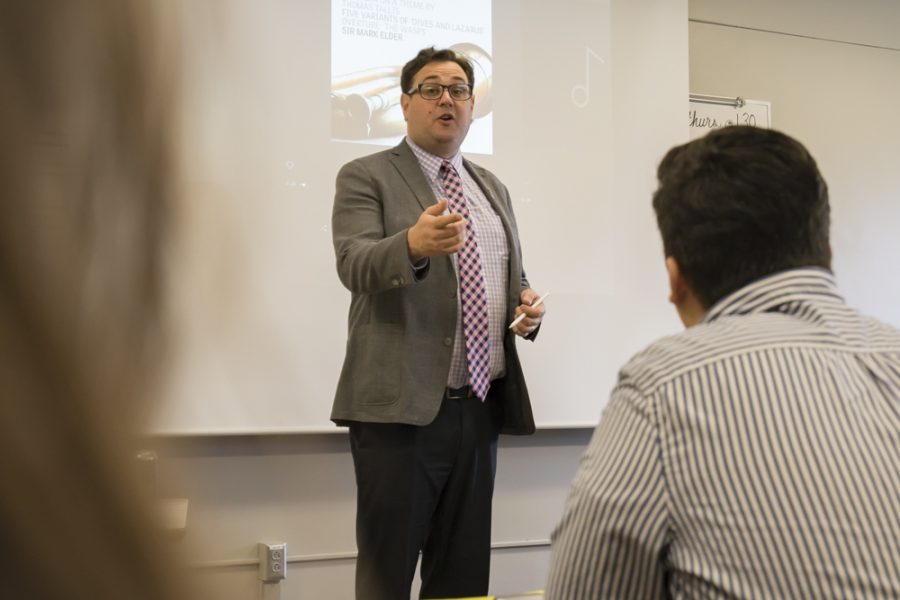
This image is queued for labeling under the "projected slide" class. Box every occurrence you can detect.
[331,0,493,153]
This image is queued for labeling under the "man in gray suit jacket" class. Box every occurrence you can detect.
[332,47,546,599]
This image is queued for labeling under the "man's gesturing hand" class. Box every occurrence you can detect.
[407,199,466,262]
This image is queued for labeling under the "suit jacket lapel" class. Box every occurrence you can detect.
[389,139,436,212]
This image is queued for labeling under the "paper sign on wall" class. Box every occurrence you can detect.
[689,95,771,139]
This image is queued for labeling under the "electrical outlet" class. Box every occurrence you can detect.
[258,542,287,583]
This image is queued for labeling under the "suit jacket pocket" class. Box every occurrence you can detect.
[348,323,403,405]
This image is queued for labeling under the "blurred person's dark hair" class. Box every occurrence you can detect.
[401,46,475,94]
[0,1,188,597]
[652,125,831,308]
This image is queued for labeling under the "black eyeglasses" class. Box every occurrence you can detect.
[408,82,473,101]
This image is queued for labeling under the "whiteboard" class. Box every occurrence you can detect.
[689,95,771,139]
[151,0,687,436]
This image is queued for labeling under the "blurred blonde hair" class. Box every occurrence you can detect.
[0,1,187,597]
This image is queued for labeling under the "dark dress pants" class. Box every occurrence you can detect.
[349,393,500,600]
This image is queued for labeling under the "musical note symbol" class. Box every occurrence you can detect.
[571,47,605,108]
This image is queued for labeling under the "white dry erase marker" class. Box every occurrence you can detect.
[508,292,550,329]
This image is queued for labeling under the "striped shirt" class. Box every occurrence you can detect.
[407,138,509,387]
[546,267,900,599]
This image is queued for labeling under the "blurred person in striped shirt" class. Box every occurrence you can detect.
[546,125,899,599]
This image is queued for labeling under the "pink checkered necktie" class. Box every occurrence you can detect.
[440,160,491,401]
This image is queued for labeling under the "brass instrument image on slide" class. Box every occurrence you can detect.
[331,43,493,142]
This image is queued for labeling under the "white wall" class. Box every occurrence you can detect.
[689,0,900,326]
[158,0,689,598]
[158,430,595,599]
[690,0,900,49]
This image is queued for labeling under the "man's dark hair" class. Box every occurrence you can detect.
[401,47,474,95]
[652,125,831,308]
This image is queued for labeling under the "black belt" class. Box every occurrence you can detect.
[445,385,474,400]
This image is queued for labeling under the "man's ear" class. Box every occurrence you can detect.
[666,256,686,306]
[400,93,410,121]
[665,256,707,328]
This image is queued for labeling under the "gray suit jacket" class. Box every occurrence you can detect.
[331,140,535,434]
